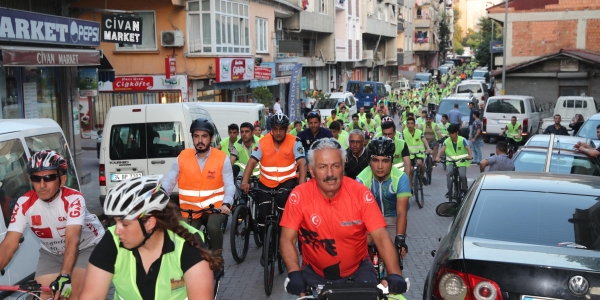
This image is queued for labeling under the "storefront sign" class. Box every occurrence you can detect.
[260,62,276,79]
[165,57,176,79]
[101,14,143,45]
[1,47,100,66]
[78,68,98,97]
[254,66,272,80]
[287,64,303,121]
[301,77,307,91]
[490,40,503,54]
[0,8,100,46]
[276,63,295,77]
[113,76,154,91]
[23,82,38,119]
[215,58,254,82]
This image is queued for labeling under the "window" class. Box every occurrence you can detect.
[319,0,327,14]
[0,139,30,227]
[109,124,146,160]
[563,100,588,108]
[485,99,524,114]
[576,119,600,140]
[147,122,186,159]
[560,86,588,97]
[115,11,157,51]
[25,133,80,191]
[457,84,482,93]
[256,18,268,53]
[188,0,250,54]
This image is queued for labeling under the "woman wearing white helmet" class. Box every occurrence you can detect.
[80,175,220,300]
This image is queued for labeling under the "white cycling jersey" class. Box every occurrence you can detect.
[8,187,105,255]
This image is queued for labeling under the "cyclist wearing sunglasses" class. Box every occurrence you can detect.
[0,150,104,300]
[80,175,220,300]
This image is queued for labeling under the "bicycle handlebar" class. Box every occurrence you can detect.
[176,204,224,216]
[441,158,469,164]
[0,281,52,293]
[249,187,293,197]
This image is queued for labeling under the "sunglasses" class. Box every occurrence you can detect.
[30,174,60,183]
[310,138,342,151]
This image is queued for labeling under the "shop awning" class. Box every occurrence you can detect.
[250,79,279,88]
[214,81,250,90]
[0,46,100,66]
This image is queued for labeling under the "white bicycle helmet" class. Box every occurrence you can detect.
[104,175,169,220]
[381,116,394,124]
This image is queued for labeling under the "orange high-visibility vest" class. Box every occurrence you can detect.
[259,134,298,188]
[177,148,226,219]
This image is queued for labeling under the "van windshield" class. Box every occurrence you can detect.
[414,74,430,81]
[109,122,186,160]
[472,71,487,78]
[486,99,525,114]
[457,84,482,93]
[314,98,342,109]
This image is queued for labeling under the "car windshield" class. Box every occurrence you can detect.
[513,151,600,176]
[466,190,600,250]
[526,137,589,150]
[577,119,600,140]
[457,84,482,93]
[415,74,430,81]
[486,99,525,114]
[439,68,449,74]
[438,101,471,116]
[314,98,341,109]
[472,71,487,78]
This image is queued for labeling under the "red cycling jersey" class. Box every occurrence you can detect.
[280,177,386,279]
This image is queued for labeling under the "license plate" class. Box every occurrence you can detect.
[498,120,510,124]
[462,120,469,127]
[522,296,562,300]
[111,173,143,182]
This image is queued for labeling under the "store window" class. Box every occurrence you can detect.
[24,67,61,123]
[0,67,20,119]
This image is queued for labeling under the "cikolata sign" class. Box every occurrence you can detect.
[113,76,153,91]
[215,58,254,82]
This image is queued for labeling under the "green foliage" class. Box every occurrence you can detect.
[473,17,503,68]
[452,6,461,26]
[463,28,478,46]
[439,11,452,56]
[455,44,465,55]
[252,86,273,108]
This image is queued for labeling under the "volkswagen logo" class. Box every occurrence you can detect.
[568,275,589,296]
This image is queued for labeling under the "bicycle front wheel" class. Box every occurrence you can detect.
[412,172,424,209]
[251,199,263,247]
[448,175,455,203]
[425,155,433,184]
[263,224,276,295]
[230,205,250,263]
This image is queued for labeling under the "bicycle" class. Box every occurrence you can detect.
[296,280,409,300]
[439,136,449,171]
[441,157,469,206]
[0,280,52,299]
[368,241,404,284]
[230,175,261,263]
[249,186,293,296]
[500,132,520,159]
[179,204,227,300]
[410,151,427,209]
[424,152,433,185]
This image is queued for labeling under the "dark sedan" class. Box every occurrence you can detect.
[425,172,600,300]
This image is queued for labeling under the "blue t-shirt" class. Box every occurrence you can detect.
[297,128,334,153]
[356,174,411,217]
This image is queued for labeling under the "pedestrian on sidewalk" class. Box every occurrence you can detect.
[470,111,483,165]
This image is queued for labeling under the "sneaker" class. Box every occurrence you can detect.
[470,161,477,165]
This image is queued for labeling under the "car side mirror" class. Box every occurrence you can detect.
[436,202,459,217]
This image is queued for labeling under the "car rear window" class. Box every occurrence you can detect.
[472,71,487,78]
[363,83,374,94]
[466,190,600,249]
[457,84,482,93]
[438,100,471,116]
[314,98,341,109]
[513,151,600,176]
[109,122,186,160]
[486,99,525,114]
[563,100,588,108]
[415,74,430,81]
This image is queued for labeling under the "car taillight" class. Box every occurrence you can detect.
[482,117,487,134]
[481,95,485,100]
[434,268,502,300]
[99,164,106,186]
[522,118,528,134]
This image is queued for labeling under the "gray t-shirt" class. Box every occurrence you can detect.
[485,154,515,172]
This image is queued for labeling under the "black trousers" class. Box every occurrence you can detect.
[256,179,297,233]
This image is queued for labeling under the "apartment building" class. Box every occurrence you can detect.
[412,0,444,71]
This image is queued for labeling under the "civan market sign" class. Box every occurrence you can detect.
[1,47,100,66]
[0,8,100,46]
[101,14,143,45]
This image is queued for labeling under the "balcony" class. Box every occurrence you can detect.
[397,21,404,32]
[364,17,397,37]
[414,14,433,28]
[413,36,436,52]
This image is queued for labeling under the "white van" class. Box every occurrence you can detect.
[195,102,266,136]
[0,119,81,290]
[482,95,541,142]
[99,103,221,205]
[312,92,357,124]
[455,80,489,107]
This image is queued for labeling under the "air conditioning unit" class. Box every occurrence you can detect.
[161,30,184,47]
[363,50,374,60]
[276,19,283,31]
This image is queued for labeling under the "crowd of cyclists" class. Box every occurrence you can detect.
[0,60,525,300]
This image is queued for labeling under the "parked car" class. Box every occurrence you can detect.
[435,94,478,138]
[576,113,600,145]
[0,119,82,291]
[428,172,600,300]
[347,81,387,108]
[454,79,489,106]
[438,64,454,76]
[312,92,357,124]
[96,129,102,159]
[540,96,597,133]
[512,134,600,176]
[482,95,541,142]
[391,78,411,92]
[413,72,432,89]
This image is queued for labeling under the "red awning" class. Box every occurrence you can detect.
[1,46,100,66]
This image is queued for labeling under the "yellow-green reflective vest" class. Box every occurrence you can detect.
[403,129,426,159]
[438,122,450,137]
[234,137,261,177]
[444,136,470,167]
[110,221,204,300]
[506,122,522,142]
[357,166,404,195]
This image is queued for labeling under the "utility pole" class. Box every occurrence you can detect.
[501,0,508,95]
[490,20,494,70]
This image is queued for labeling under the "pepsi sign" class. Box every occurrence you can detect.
[0,8,100,46]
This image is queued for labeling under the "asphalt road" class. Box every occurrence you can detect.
[80,131,499,300]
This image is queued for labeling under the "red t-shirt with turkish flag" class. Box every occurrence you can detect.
[280,177,386,279]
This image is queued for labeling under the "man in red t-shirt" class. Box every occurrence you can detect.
[280,138,407,296]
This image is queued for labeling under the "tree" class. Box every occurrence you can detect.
[473,17,503,68]
[453,6,462,26]
[452,6,464,55]
[252,86,273,108]
[438,11,452,59]
[455,43,465,55]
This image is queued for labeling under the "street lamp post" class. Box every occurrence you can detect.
[490,20,494,71]
[501,0,508,95]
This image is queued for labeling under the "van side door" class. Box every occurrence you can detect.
[0,134,40,285]
[528,98,540,133]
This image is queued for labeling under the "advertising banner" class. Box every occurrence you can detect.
[287,64,303,121]
[113,76,154,91]
[215,58,254,82]
[254,66,272,80]
[490,40,503,54]
[79,68,98,97]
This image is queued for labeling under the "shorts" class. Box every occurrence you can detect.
[302,259,376,284]
[35,246,94,277]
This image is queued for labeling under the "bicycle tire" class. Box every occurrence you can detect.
[454,175,462,206]
[448,174,455,203]
[251,198,263,247]
[213,276,221,300]
[412,172,423,208]
[417,179,424,208]
[442,154,447,171]
[263,224,276,296]
[277,234,286,274]
[425,155,433,184]
[230,205,250,263]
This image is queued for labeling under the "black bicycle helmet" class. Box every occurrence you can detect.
[368,137,395,159]
[190,118,215,136]
[27,150,68,175]
[270,113,290,128]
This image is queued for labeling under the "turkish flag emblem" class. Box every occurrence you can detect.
[31,215,42,226]
[31,227,53,238]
